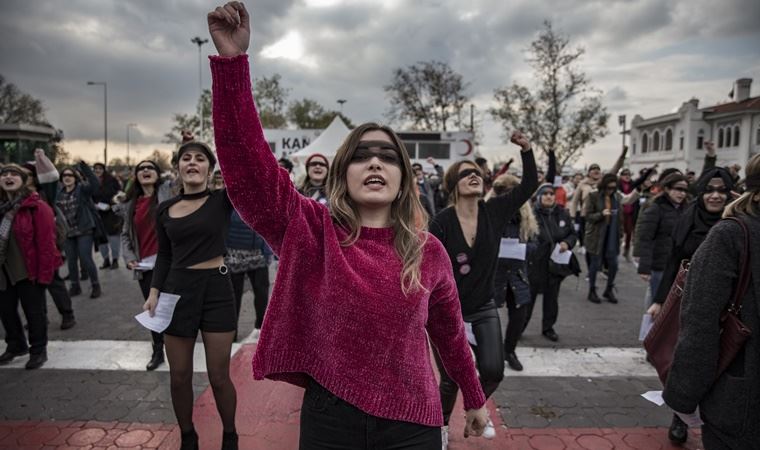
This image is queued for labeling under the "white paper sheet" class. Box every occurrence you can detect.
[553,176,563,187]
[498,238,526,260]
[550,243,572,264]
[639,313,654,341]
[135,254,157,271]
[641,390,665,406]
[95,202,110,211]
[464,321,477,346]
[134,292,181,333]
[573,223,580,232]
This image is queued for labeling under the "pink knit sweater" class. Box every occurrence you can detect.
[211,54,486,427]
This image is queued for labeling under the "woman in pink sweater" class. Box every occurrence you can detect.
[208,2,487,448]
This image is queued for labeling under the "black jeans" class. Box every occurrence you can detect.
[435,301,504,426]
[503,288,529,354]
[138,271,163,347]
[299,379,441,449]
[525,275,562,333]
[0,279,48,355]
[46,269,73,318]
[230,267,269,329]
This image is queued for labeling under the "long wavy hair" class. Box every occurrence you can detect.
[124,160,163,224]
[327,123,428,295]
[487,173,539,242]
[724,153,760,218]
[443,160,483,206]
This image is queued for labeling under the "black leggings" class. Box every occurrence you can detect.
[137,271,163,347]
[299,379,440,449]
[524,275,562,333]
[435,301,504,426]
[230,267,269,330]
[0,279,48,355]
[504,287,529,354]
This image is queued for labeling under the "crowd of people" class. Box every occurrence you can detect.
[0,3,757,449]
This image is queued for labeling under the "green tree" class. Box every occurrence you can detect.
[254,74,289,129]
[384,61,469,131]
[490,21,609,169]
[164,89,212,144]
[288,99,355,129]
[0,74,46,124]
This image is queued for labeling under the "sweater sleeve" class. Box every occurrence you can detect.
[484,150,538,232]
[663,220,742,413]
[425,240,486,411]
[211,54,318,255]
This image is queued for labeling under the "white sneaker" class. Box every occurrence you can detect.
[482,419,495,439]
[441,425,449,450]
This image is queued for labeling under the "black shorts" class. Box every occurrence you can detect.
[162,267,236,338]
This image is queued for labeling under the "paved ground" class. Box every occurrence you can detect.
[0,253,708,449]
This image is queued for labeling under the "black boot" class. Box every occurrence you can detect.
[146,343,164,371]
[222,430,239,450]
[69,284,82,297]
[180,428,199,450]
[603,286,618,304]
[80,268,89,280]
[99,258,111,270]
[61,314,77,330]
[668,413,688,445]
[90,283,102,299]
[587,288,601,304]
[25,352,48,370]
[505,352,523,371]
[110,259,119,270]
[0,348,28,365]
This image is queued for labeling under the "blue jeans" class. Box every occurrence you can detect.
[98,235,120,262]
[588,253,618,291]
[65,234,99,286]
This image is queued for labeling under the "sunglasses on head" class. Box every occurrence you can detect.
[703,185,729,195]
[307,161,328,168]
[457,168,482,182]
[351,141,401,166]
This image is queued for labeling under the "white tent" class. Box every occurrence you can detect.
[290,116,350,163]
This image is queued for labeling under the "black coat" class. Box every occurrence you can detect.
[93,175,123,235]
[663,215,760,449]
[528,205,578,291]
[633,195,684,274]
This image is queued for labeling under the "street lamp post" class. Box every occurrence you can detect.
[191,36,209,140]
[337,99,347,113]
[618,114,627,154]
[87,81,107,164]
[126,123,137,167]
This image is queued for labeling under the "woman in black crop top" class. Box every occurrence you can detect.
[143,140,239,450]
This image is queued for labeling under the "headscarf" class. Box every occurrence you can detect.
[673,167,734,249]
[533,183,556,212]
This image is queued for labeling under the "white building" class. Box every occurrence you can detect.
[628,78,760,175]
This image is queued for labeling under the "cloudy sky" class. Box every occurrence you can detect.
[1,0,758,169]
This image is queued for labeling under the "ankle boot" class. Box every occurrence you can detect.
[603,286,618,303]
[668,413,688,444]
[90,283,102,299]
[587,288,601,303]
[146,343,164,371]
[180,428,199,450]
[222,430,239,450]
[99,258,111,270]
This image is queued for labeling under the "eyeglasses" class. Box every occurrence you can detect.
[307,161,328,168]
[137,165,158,172]
[703,186,729,195]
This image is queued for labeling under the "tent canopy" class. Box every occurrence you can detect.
[290,116,350,163]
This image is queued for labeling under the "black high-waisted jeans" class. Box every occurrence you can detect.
[299,379,441,449]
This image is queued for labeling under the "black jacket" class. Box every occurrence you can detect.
[633,195,684,274]
[528,205,578,290]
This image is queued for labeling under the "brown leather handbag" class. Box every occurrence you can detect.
[643,217,752,385]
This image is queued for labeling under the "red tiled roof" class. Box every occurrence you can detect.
[702,96,760,114]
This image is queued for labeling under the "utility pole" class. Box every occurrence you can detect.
[470,104,475,133]
[126,123,137,167]
[191,36,209,140]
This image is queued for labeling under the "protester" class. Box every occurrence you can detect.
[563,172,582,204]
[633,173,689,304]
[277,157,295,183]
[143,139,239,450]
[582,173,639,303]
[298,153,329,205]
[225,209,271,341]
[487,173,539,372]
[207,4,488,447]
[525,183,579,342]
[121,160,173,371]
[0,164,62,370]
[56,162,102,298]
[618,165,655,261]
[647,166,735,445]
[412,157,443,216]
[663,153,760,449]
[92,163,123,270]
[431,131,537,439]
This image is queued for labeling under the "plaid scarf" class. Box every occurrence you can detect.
[0,196,24,267]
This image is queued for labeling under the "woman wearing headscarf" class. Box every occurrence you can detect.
[525,183,578,342]
[647,166,736,445]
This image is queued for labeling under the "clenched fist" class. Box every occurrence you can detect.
[208,2,250,57]
[510,131,531,152]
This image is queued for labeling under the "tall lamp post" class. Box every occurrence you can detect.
[191,36,209,140]
[337,99,347,113]
[87,81,107,164]
[619,114,627,149]
[126,123,137,167]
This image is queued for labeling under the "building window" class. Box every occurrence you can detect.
[756,126,760,145]
[665,129,673,151]
[697,129,704,149]
[718,128,724,148]
[417,142,451,159]
[726,127,732,147]
[679,137,684,150]
[734,125,740,146]
[653,131,660,151]
[642,133,649,153]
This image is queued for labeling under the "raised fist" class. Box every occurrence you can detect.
[181,130,195,143]
[704,140,715,156]
[208,2,250,57]
[510,131,531,152]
